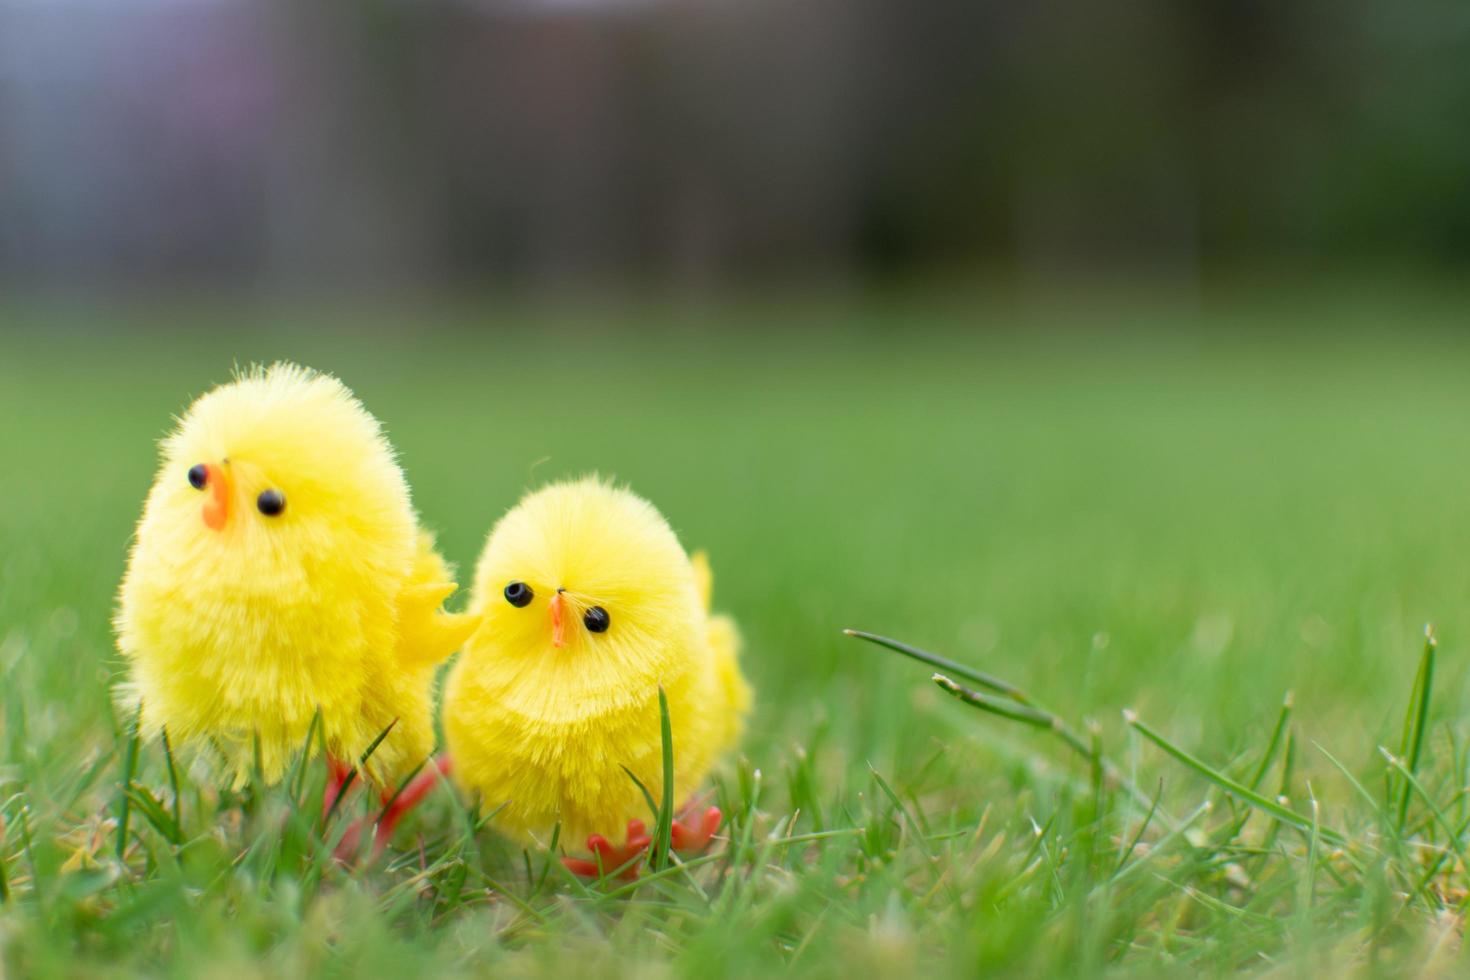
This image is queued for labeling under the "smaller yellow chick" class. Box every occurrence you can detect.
[115,364,478,795]
[444,478,752,875]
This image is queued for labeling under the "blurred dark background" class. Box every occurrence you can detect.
[3,0,1469,298]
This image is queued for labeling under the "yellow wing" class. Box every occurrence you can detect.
[691,550,752,753]
[395,531,481,669]
[691,550,714,612]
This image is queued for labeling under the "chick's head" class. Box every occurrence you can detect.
[467,478,704,720]
[133,363,415,600]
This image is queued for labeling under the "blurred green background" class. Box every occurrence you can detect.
[6,291,1470,795]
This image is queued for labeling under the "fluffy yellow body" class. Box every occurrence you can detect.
[115,365,477,787]
[444,479,752,846]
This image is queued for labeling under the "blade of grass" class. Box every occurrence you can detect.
[251,730,265,787]
[850,629,1173,826]
[376,757,429,826]
[724,813,801,919]
[125,785,182,846]
[1381,748,1468,879]
[65,749,117,811]
[324,719,399,826]
[870,765,934,859]
[1112,778,1164,877]
[289,708,324,805]
[1125,709,1346,846]
[160,728,182,833]
[599,828,864,901]
[323,774,359,827]
[1395,625,1437,832]
[931,674,1055,730]
[622,765,660,823]
[1453,728,1468,833]
[1253,729,1296,875]
[480,872,551,924]
[1211,692,1296,851]
[1314,742,1384,816]
[1250,692,1294,792]
[115,706,142,862]
[650,687,675,872]
[19,806,39,905]
[932,674,1173,827]
[529,822,562,900]
[1409,787,1470,904]
[715,766,764,911]
[472,799,510,837]
[1300,793,1321,924]
[1110,799,1213,884]
[845,629,1029,702]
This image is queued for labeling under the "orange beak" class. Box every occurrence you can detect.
[548,591,566,648]
[202,463,231,531]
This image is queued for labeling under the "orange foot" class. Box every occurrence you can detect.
[670,806,723,853]
[562,820,652,880]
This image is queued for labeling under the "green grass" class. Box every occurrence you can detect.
[6,290,1470,976]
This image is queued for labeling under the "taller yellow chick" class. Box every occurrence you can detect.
[444,478,752,863]
[115,363,478,789]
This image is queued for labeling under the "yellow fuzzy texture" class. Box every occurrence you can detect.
[115,364,478,788]
[444,478,753,846]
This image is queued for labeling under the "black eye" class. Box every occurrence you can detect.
[583,606,610,633]
[188,464,207,490]
[256,489,286,516]
[504,581,533,607]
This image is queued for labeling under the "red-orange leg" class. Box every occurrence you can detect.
[670,806,723,853]
[371,755,454,855]
[562,819,652,881]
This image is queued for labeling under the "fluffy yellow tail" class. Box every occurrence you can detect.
[395,531,481,669]
[691,551,752,754]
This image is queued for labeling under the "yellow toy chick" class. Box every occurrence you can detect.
[444,478,752,874]
[115,363,478,793]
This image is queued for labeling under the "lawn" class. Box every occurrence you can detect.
[4,289,1470,976]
